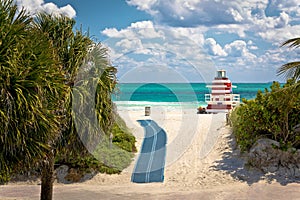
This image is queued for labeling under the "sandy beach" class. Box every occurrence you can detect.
[1,106,299,199]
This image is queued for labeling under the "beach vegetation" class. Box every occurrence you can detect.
[112,115,137,153]
[231,80,300,152]
[0,1,136,199]
[231,36,300,152]
[231,81,300,151]
[0,0,68,186]
[55,115,136,175]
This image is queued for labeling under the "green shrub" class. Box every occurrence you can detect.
[0,168,10,184]
[92,141,133,172]
[54,114,136,174]
[111,114,137,152]
[231,80,300,152]
[112,126,136,153]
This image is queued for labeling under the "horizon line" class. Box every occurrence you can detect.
[117,81,284,84]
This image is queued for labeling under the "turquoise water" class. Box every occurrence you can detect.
[112,82,276,107]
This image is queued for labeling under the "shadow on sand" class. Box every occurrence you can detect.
[211,132,300,186]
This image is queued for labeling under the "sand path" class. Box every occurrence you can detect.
[1,107,299,199]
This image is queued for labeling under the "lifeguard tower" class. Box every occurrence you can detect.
[205,70,240,113]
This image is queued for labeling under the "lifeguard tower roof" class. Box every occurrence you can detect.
[215,70,228,80]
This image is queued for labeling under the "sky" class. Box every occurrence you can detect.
[15,0,300,83]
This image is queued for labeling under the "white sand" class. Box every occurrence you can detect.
[83,106,239,187]
[1,106,299,199]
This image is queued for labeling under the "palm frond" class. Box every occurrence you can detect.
[281,37,300,49]
[0,0,68,177]
[279,37,300,81]
[277,61,300,80]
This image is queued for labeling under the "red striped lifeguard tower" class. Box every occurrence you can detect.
[205,70,240,113]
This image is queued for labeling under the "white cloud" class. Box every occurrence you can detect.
[126,0,157,13]
[102,28,121,38]
[105,0,300,82]
[15,0,76,18]
[204,38,227,56]
[126,0,300,41]
[251,11,290,35]
[215,24,247,38]
[59,4,76,18]
[247,40,258,50]
[102,21,215,82]
[268,0,300,14]
[103,21,164,39]
[275,12,289,28]
[102,17,298,82]
[126,0,266,26]
[116,38,143,53]
[224,40,248,57]
[258,24,300,44]
[227,41,257,65]
[14,0,299,82]
[228,8,244,22]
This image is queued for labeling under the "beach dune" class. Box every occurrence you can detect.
[114,106,232,187]
[1,106,299,200]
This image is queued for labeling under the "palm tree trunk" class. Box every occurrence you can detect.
[40,151,55,200]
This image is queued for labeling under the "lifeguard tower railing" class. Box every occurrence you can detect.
[205,93,240,106]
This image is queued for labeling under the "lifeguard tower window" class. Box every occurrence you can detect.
[217,70,226,78]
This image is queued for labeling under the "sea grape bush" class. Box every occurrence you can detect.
[231,80,300,152]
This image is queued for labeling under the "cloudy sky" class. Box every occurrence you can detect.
[16,0,300,83]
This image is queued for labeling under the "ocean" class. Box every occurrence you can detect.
[112,82,276,108]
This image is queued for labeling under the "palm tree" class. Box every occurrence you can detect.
[33,13,93,200]
[278,37,300,81]
[34,13,117,200]
[1,1,118,199]
[72,42,117,152]
[34,13,117,154]
[0,0,67,185]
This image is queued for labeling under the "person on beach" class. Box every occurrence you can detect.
[197,106,207,114]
